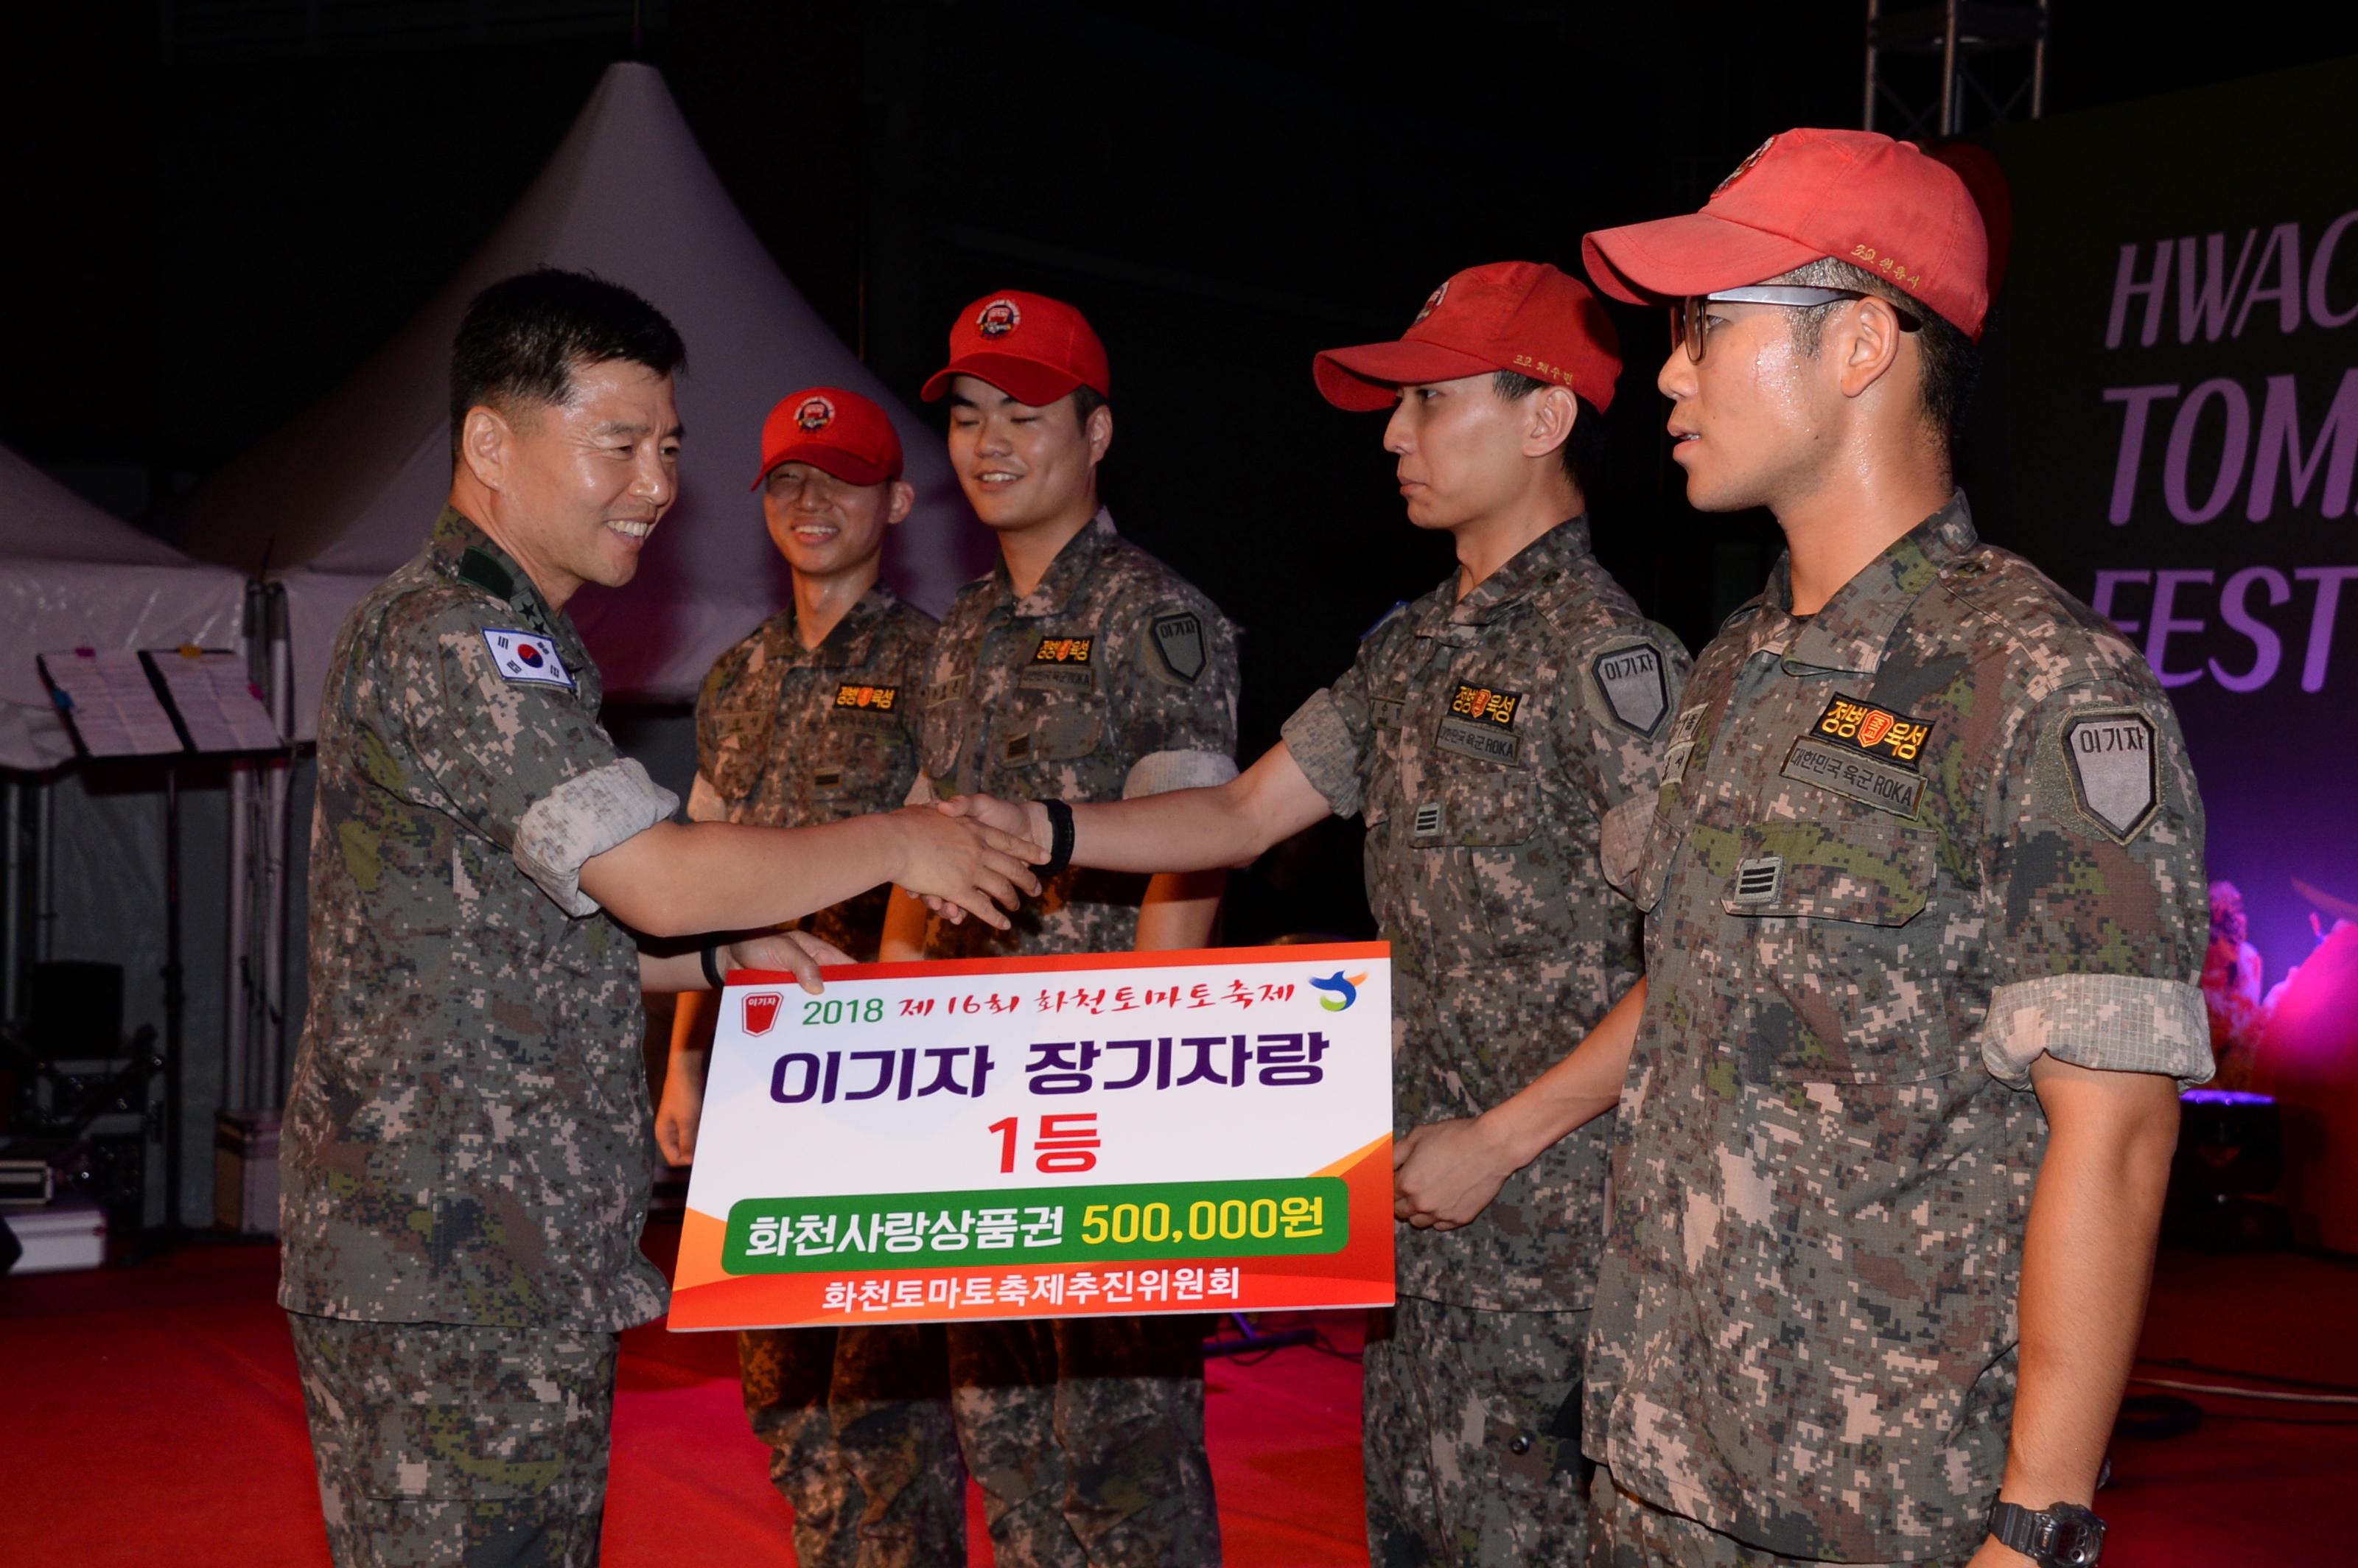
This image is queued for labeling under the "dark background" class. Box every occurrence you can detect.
[10,0,2358,944]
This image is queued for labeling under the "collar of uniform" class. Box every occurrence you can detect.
[1774,491,1976,677]
[993,508,1117,620]
[1414,514,1592,643]
[800,581,899,670]
[429,505,561,634]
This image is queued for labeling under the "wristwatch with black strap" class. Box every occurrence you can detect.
[1988,1500,2106,1567]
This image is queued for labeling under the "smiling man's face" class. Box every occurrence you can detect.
[490,357,682,603]
[760,462,909,580]
[944,374,1107,537]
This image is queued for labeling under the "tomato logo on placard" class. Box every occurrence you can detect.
[743,992,783,1035]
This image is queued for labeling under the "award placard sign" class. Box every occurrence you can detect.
[670,943,1393,1329]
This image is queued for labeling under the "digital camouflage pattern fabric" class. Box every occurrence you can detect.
[288,1312,618,1567]
[911,510,1236,1567]
[947,1316,1222,1568]
[1281,517,1690,1314]
[911,509,1241,960]
[281,507,676,1331]
[688,584,936,961]
[1278,516,1687,1563]
[737,1322,965,1568]
[1586,1469,1960,1568]
[690,584,960,1568]
[1362,1297,1592,1568]
[1585,494,2211,1562]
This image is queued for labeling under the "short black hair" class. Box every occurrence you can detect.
[1774,257,1980,454]
[1068,383,1108,432]
[1490,372,1607,497]
[449,267,687,455]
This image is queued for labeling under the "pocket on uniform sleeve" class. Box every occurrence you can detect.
[1720,815,1963,1083]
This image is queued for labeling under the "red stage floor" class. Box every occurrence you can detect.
[1,1231,2348,1565]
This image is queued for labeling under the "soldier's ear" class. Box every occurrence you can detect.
[460,405,513,491]
[1522,384,1578,463]
[884,480,917,526]
[1084,402,1113,467]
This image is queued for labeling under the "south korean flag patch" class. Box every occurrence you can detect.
[480,628,575,690]
[2060,708,2159,843]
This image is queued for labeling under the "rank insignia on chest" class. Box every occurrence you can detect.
[479,629,575,690]
[1434,682,1522,766]
[833,682,900,712]
[1782,692,1934,817]
[1021,635,1096,690]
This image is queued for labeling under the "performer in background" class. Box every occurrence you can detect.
[1404,130,2208,1567]
[940,262,1690,1564]
[279,269,1039,1567]
[654,385,962,1567]
[877,288,1238,1567]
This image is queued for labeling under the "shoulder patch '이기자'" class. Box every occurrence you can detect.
[480,628,574,690]
[2061,708,2159,842]
[1590,643,1668,735]
[1150,612,1207,685]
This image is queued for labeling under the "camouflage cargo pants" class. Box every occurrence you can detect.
[287,1312,618,1568]
[942,1315,1220,1567]
[1585,1469,1967,1566]
[739,1322,965,1568]
[1362,1295,1591,1568]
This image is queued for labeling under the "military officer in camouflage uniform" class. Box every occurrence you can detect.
[944,262,1690,1566]
[874,289,1239,1567]
[280,270,1039,1567]
[652,386,962,1568]
[1429,131,2209,1567]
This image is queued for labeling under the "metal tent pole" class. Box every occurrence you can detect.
[223,589,259,1112]
[4,779,21,1026]
[261,584,295,1106]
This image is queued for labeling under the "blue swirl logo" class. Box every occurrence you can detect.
[1310,970,1369,1012]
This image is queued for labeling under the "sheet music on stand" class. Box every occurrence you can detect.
[36,645,282,757]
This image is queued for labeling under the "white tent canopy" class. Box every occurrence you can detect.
[183,62,984,738]
[0,443,248,770]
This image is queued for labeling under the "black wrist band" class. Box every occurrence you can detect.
[700,941,726,990]
[1039,799,1076,879]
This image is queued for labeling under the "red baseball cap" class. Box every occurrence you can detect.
[920,290,1110,406]
[1581,128,1990,340]
[1313,262,1623,413]
[751,387,904,489]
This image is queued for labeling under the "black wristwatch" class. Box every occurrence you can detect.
[1988,1501,2105,1567]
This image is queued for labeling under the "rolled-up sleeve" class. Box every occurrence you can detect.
[1279,688,1366,818]
[1123,748,1238,799]
[385,602,678,917]
[1976,678,2213,1088]
[515,758,680,915]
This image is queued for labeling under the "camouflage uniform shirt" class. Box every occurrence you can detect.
[280,508,679,1330]
[1280,517,1689,1311]
[687,584,937,960]
[1585,494,2212,1560]
[912,509,1240,958]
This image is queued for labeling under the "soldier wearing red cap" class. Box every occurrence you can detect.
[880,290,1240,1567]
[651,386,964,1567]
[938,262,1690,1564]
[1465,130,2208,1566]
